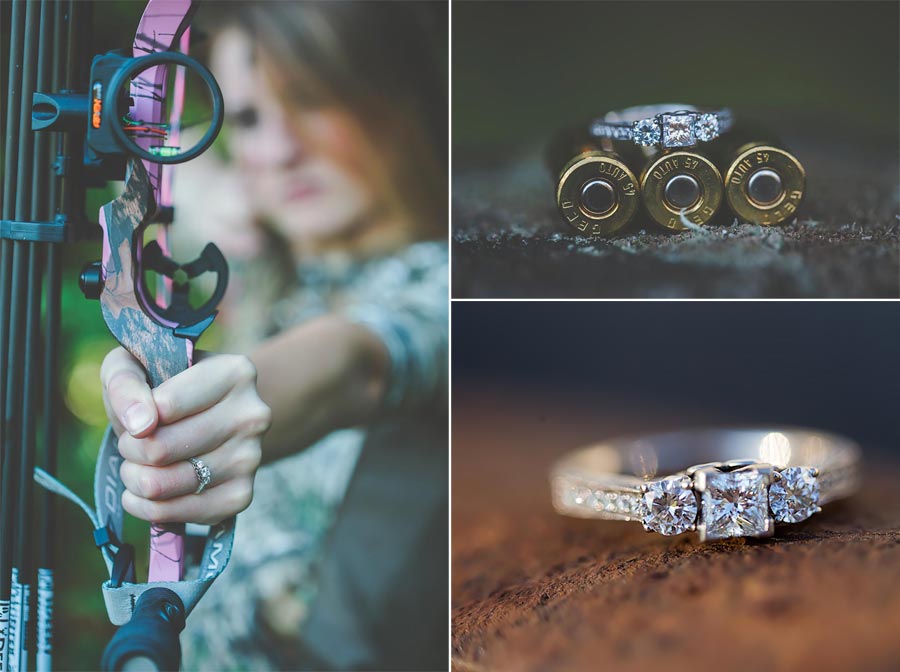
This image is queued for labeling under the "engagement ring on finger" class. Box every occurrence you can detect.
[189,457,212,495]
[589,104,734,149]
[551,427,860,542]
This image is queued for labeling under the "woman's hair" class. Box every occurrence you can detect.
[206,1,448,238]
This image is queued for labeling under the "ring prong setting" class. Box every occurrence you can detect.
[696,523,707,543]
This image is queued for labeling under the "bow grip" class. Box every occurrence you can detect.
[96,158,218,582]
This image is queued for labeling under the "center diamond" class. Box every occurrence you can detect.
[699,468,770,541]
[661,113,696,148]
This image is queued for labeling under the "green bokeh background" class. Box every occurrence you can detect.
[453,0,899,163]
[1,2,224,668]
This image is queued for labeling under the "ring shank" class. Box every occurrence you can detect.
[603,103,700,124]
[551,427,860,521]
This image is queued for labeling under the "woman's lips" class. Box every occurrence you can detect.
[284,180,321,202]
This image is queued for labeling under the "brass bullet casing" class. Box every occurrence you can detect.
[547,127,640,237]
[638,150,724,232]
[555,152,640,236]
[723,144,805,226]
[706,126,806,226]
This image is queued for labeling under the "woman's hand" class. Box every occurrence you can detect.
[100,347,272,526]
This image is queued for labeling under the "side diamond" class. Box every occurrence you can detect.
[641,477,698,535]
[695,113,719,142]
[562,485,592,509]
[632,118,661,146]
[769,467,820,523]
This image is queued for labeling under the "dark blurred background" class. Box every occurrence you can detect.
[454,0,899,163]
[453,301,900,453]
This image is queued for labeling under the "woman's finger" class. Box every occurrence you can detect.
[122,476,255,526]
[100,347,157,437]
[117,399,241,467]
[120,437,262,501]
[151,354,259,425]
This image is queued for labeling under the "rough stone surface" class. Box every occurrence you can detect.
[452,386,900,672]
[453,134,900,298]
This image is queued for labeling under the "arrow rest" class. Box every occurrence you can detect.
[139,240,229,331]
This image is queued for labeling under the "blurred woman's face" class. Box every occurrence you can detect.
[212,28,377,244]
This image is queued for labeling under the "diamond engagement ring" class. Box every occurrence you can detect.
[188,457,212,495]
[589,104,734,149]
[551,428,860,542]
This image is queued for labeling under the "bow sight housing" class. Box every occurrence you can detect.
[32,48,224,182]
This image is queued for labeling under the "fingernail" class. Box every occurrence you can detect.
[124,402,153,434]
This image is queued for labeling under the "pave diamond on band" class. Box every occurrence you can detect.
[589,105,734,149]
[550,428,860,542]
[188,456,212,495]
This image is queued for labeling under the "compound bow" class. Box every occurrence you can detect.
[1,1,234,669]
